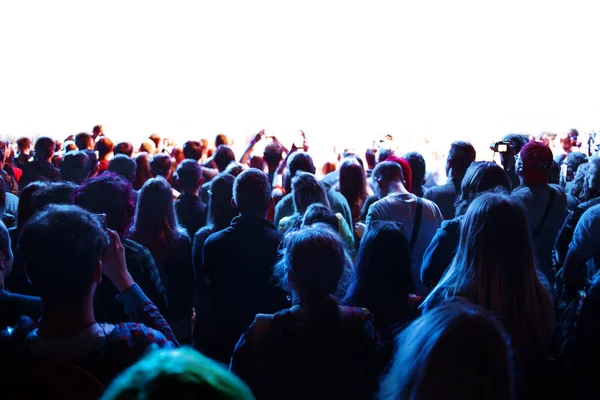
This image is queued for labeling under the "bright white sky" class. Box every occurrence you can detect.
[1,1,599,162]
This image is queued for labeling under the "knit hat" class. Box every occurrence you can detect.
[519,141,553,185]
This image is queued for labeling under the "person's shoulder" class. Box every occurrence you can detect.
[340,306,376,323]
[440,216,461,230]
[109,322,173,349]
[122,239,154,263]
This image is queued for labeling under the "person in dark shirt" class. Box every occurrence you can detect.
[14,137,33,170]
[73,173,168,323]
[201,169,289,363]
[403,152,427,198]
[59,150,90,184]
[174,160,207,237]
[20,137,61,189]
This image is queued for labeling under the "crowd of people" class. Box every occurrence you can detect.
[0,125,599,399]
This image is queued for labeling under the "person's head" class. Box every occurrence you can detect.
[92,125,103,138]
[171,147,185,167]
[175,159,203,194]
[291,172,330,215]
[16,182,48,231]
[95,136,114,160]
[150,153,173,180]
[207,173,237,229]
[455,161,511,216]
[301,203,338,231]
[63,140,78,153]
[139,139,157,155]
[109,154,137,183]
[34,137,56,162]
[101,347,255,400]
[131,178,183,255]
[502,133,530,154]
[561,151,589,188]
[59,150,90,184]
[133,153,152,191]
[365,147,377,170]
[215,133,231,147]
[183,140,204,161]
[31,181,77,214]
[344,221,414,318]
[114,142,134,158]
[0,221,13,283]
[223,161,248,177]
[380,299,514,400]
[263,142,284,170]
[372,161,405,199]
[385,156,413,193]
[73,173,136,237]
[321,161,337,176]
[518,141,553,185]
[376,148,393,164]
[83,149,99,178]
[149,134,162,151]
[570,162,592,200]
[403,152,426,187]
[213,145,236,172]
[288,152,316,178]
[447,141,476,178]
[424,193,554,359]
[248,155,264,170]
[16,137,33,155]
[232,169,271,218]
[19,204,109,307]
[338,157,368,219]
[75,132,95,151]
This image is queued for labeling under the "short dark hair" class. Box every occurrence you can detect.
[372,161,404,184]
[19,204,109,305]
[233,169,271,216]
[263,143,284,168]
[215,134,231,147]
[150,153,172,178]
[448,141,476,177]
[288,152,316,178]
[73,173,136,237]
[214,145,236,172]
[403,152,427,185]
[31,181,77,213]
[16,137,32,152]
[302,203,338,230]
[365,148,377,169]
[75,132,95,150]
[60,151,90,184]
[377,148,393,164]
[109,154,137,183]
[502,134,529,154]
[95,137,114,159]
[34,137,56,160]
[114,142,134,158]
[83,149,99,177]
[183,141,203,161]
[176,159,203,192]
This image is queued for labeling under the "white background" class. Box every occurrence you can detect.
[1,1,599,161]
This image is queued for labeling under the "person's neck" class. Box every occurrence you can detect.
[183,188,200,196]
[386,181,410,196]
[38,295,96,339]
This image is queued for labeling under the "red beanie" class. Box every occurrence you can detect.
[385,155,413,193]
[519,141,553,185]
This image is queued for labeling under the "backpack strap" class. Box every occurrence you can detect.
[410,197,424,251]
[533,188,557,237]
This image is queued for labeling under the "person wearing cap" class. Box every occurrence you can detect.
[512,141,567,283]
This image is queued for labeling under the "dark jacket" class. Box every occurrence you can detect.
[421,217,462,286]
[19,160,61,189]
[424,176,460,220]
[175,193,207,238]
[200,215,289,363]
[555,196,600,268]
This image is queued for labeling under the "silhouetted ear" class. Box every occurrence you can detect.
[231,198,238,209]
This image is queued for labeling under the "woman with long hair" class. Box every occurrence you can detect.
[336,157,368,225]
[421,161,511,287]
[380,299,514,400]
[130,177,194,341]
[230,225,382,400]
[343,221,419,365]
[422,193,555,371]
[132,152,152,191]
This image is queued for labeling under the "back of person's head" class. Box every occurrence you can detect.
[60,150,90,184]
[73,173,135,237]
[83,149,99,177]
[301,203,338,230]
[132,178,182,255]
[518,141,553,185]
[215,133,231,147]
[213,145,236,172]
[150,153,173,179]
[75,132,95,151]
[17,137,33,153]
[63,140,78,153]
[376,148,393,164]
[365,147,377,170]
[183,140,203,161]
[95,136,114,159]
[291,172,330,215]
[101,347,255,400]
[0,220,12,276]
[92,125,103,137]
[248,155,264,170]
[149,134,161,150]
[31,181,77,213]
[321,161,337,176]
[345,221,414,312]
[403,152,426,186]
[288,152,316,178]
[570,162,591,199]
[176,159,203,193]
[448,141,476,177]
[34,137,56,161]
[424,192,554,359]
[139,139,157,155]
[455,161,511,215]
[372,161,404,187]
[16,182,48,230]
[502,133,530,154]
[233,169,271,217]
[223,161,248,177]
[339,157,367,212]
[263,142,284,169]
[380,299,514,400]
[133,153,152,191]
[114,142,134,158]
[276,224,346,305]
[208,173,237,229]
[385,156,413,193]
[19,204,109,306]
[109,155,136,183]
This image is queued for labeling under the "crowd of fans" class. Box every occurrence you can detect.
[0,125,599,399]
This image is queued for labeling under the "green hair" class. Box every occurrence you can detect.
[101,347,255,400]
